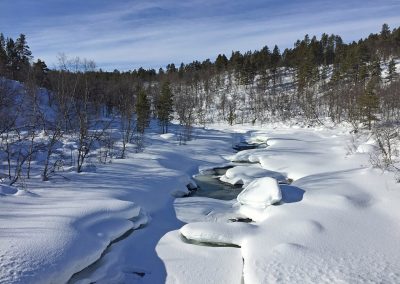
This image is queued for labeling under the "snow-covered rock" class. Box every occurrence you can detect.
[237,177,282,208]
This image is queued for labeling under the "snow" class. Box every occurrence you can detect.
[180,221,255,246]
[168,125,400,283]
[157,230,243,284]
[237,177,282,208]
[2,122,400,283]
[0,190,142,284]
[160,133,175,140]
[356,143,377,153]
[0,184,18,195]
[220,164,287,186]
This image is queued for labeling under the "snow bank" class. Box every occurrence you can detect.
[248,133,269,144]
[180,221,255,246]
[237,177,282,208]
[0,192,143,284]
[220,165,286,186]
[170,176,197,197]
[157,230,243,284]
[160,133,175,140]
[356,143,378,153]
[0,184,18,195]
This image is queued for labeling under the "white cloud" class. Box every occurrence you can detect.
[3,0,399,70]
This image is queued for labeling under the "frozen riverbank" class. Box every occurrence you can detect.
[1,124,400,283]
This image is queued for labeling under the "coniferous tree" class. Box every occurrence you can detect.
[157,81,174,133]
[136,88,151,134]
[359,80,380,130]
[14,34,32,81]
[387,59,397,83]
[270,45,281,91]
[215,54,228,72]
[0,33,7,75]
[33,59,50,88]
[370,57,382,85]
[6,38,17,78]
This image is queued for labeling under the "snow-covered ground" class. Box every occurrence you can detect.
[1,122,400,283]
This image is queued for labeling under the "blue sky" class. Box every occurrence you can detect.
[1,0,399,71]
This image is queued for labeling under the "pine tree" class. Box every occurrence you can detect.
[0,33,7,75]
[381,23,391,39]
[6,38,17,77]
[358,64,369,86]
[270,45,281,90]
[156,81,174,133]
[215,54,228,72]
[370,57,382,84]
[33,59,49,88]
[359,80,380,130]
[136,88,151,134]
[387,59,397,83]
[14,34,32,81]
[4,34,32,81]
[271,45,281,70]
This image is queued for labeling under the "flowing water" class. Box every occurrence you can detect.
[191,166,244,200]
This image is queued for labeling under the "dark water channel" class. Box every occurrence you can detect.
[191,166,244,200]
[191,140,268,200]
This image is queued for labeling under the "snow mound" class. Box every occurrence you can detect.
[171,176,197,197]
[180,221,255,246]
[225,148,266,162]
[237,177,282,208]
[220,165,286,186]
[356,143,378,153]
[248,133,269,144]
[0,195,142,284]
[160,133,175,140]
[0,184,18,196]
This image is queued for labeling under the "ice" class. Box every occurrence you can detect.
[237,177,282,208]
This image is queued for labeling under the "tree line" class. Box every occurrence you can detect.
[1,23,400,184]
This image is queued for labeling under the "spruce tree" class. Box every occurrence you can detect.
[271,45,281,90]
[359,80,380,130]
[157,81,174,133]
[387,59,397,83]
[33,59,49,88]
[14,34,32,81]
[370,57,382,84]
[136,88,151,134]
[215,54,228,72]
[381,23,390,39]
[6,38,17,78]
[0,33,7,75]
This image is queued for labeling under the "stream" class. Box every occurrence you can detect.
[191,141,267,201]
[191,166,244,200]
[68,140,263,283]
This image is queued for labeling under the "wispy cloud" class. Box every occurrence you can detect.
[1,0,399,70]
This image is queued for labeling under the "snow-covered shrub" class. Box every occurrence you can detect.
[370,124,400,179]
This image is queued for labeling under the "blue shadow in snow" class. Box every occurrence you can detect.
[279,184,305,203]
